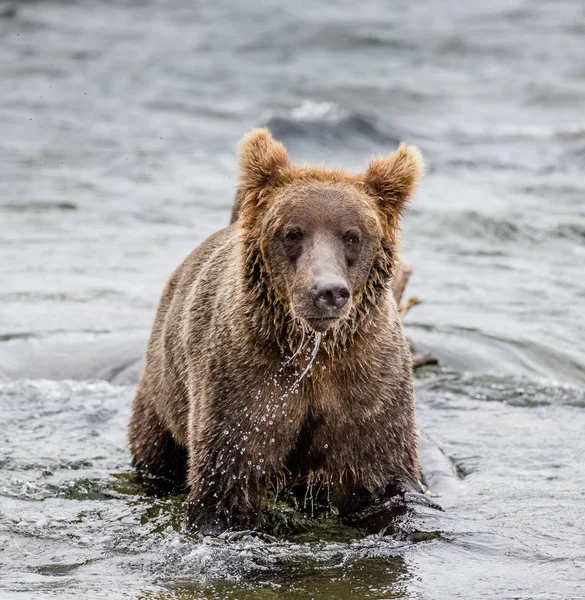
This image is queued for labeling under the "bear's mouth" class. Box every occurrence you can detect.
[302,316,340,332]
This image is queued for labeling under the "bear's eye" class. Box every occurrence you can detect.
[283,228,304,243]
[343,231,360,247]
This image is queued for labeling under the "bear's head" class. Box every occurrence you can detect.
[236,128,423,347]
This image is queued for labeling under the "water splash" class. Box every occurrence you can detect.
[194,325,327,493]
[282,324,307,367]
[295,332,322,385]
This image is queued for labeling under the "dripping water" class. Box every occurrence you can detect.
[295,331,322,385]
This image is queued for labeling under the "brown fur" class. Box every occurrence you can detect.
[129,128,424,534]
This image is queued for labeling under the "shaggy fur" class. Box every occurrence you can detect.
[129,128,424,534]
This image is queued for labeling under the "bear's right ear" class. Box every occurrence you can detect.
[238,128,290,197]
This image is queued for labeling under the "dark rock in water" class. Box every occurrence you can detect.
[264,108,404,165]
[265,112,401,148]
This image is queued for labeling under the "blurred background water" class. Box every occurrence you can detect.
[1,1,584,598]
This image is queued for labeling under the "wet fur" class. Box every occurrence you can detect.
[129,128,424,534]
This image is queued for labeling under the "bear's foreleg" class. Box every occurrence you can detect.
[185,451,264,535]
[183,375,307,535]
[334,481,397,535]
[335,476,424,534]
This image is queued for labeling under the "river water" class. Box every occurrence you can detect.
[1,1,584,598]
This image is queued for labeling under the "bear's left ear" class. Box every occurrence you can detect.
[363,143,423,227]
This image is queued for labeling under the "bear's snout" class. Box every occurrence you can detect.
[310,276,350,314]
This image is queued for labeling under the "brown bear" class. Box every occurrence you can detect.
[128,128,424,535]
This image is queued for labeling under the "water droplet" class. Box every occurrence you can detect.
[324,444,329,449]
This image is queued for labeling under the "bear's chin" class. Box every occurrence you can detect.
[301,317,341,333]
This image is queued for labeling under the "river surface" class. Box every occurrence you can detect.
[1,1,585,598]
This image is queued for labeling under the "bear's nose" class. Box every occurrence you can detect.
[310,277,350,313]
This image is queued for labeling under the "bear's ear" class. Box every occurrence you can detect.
[363,143,423,228]
[238,128,290,195]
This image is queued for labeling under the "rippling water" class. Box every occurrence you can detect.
[1,1,585,598]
